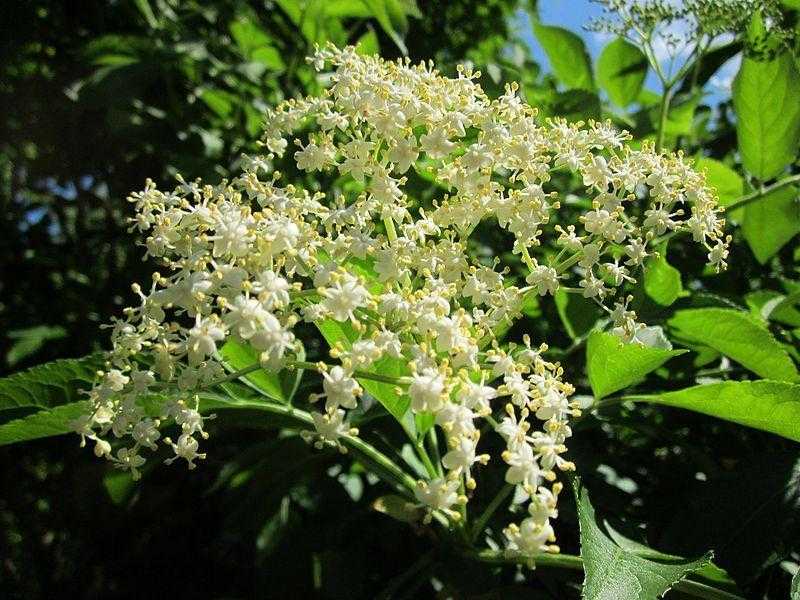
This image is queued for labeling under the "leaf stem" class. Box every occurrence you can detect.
[723,173,800,212]
[470,484,513,543]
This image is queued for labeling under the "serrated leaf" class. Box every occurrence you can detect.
[0,356,101,411]
[596,37,647,107]
[0,401,91,446]
[586,331,686,399]
[742,185,800,263]
[628,380,800,442]
[668,308,799,381]
[576,479,712,600]
[219,339,302,403]
[533,23,594,91]
[733,51,800,180]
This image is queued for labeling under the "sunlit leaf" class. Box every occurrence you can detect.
[627,380,800,442]
[733,51,800,180]
[596,37,647,107]
[742,185,800,263]
[586,331,686,399]
[533,23,594,91]
[668,308,799,381]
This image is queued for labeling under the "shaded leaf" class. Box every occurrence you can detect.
[0,356,100,411]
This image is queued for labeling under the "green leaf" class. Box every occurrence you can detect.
[575,479,712,600]
[355,29,380,55]
[792,569,799,600]
[628,380,800,442]
[251,46,286,71]
[733,51,800,180]
[746,290,800,327]
[668,308,799,381]
[219,339,301,403]
[742,185,800,263]
[361,0,413,55]
[6,325,67,367]
[229,17,274,58]
[133,0,159,29]
[199,88,235,119]
[0,356,100,411]
[0,401,90,446]
[596,37,647,107]
[316,319,411,430]
[643,246,683,306]
[657,94,698,137]
[602,522,741,594]
[533,23,594,91]
[586,331,686,399]
[554,288,601,340]
[695,157,744,206]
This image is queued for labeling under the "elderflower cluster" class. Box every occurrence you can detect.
[72,45,726,558]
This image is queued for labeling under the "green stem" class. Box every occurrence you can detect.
[426,427,443,477]
[467,550,745,600]
[470,484,513,543]
[656,85,674,152]
[224,397,418,495]
[206,363,263,388]
[724,173,800,213]
[555,250,583,274]
[288,360,407,386]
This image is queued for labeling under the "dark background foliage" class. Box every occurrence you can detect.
[2,1,798,599]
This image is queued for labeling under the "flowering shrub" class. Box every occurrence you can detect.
[67,45,727,560]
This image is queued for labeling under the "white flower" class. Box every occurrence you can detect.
[320,274,370,322]
[414,477,460,512]
[187,315,226,365]
[408,368,447,413]
[526,264,560,296]
[320,366,362,411]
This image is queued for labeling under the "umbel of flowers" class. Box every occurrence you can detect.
[71,44,727,559]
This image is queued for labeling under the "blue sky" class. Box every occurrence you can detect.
[517,0,739,101]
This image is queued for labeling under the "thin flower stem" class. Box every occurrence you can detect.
[723,173,800,213]
[426,427,443,477]
[470,483,513,543]
[287,360,408,386]
[555,251,583,274]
